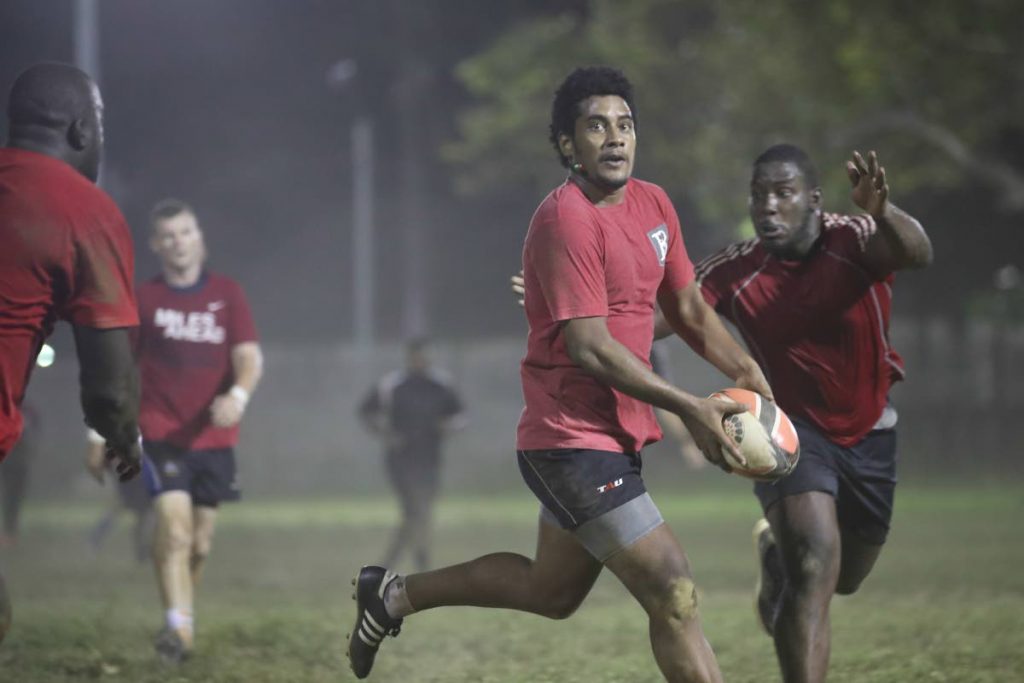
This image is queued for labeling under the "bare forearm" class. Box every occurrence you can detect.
[672,306,759,382]
[875,202,933,269]
[569,331,701,418]
[661,288,760,383]
[81,376,139,448]
[74,326,140,448]
[230,343,263,394]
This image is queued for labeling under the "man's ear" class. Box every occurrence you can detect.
[810,186,823,210]
[67,118,90,151]
[558,133,575,164]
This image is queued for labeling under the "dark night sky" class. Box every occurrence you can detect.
[1,0,561,343]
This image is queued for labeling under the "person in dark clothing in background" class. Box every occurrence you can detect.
[0,402,39,549]
[358,338,466,572]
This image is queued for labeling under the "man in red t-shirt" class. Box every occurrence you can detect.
[694,144,932,683]
[0,63,142,644]
[347,66,771,682]
[131,198,262,662]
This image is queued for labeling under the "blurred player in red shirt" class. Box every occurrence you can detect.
[347,66,772,682]
[0,63,142,644]
[134,199,263,662]
[694,144,932,683]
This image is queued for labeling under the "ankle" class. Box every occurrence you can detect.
[166,608,194,642]
[383,575,415,619]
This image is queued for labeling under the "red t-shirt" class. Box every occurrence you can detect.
[517,178,695,453]
[696,212,904,447]
[136,271,258,450]
[0,148,138,459]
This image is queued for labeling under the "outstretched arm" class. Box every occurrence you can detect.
[848,150,933,273]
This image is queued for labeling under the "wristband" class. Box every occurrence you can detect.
[229,385,250,408]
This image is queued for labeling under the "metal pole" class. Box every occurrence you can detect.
[352,118,375,347]
[73,0,101,83]
[396,62,428,338]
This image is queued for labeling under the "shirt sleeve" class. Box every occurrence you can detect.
[694,250,729,313]
[657,192,695,297]
[226,281,259,345]
[527,209,608,322]
[62,205,139,329]
[828,214,884,277]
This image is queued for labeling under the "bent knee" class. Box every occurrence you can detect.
[834,573,866,596]
[161,526,193,553]
[644,577,700,623]
[787,541,839,589]
[537,592,586,620]
[191,539,213,560]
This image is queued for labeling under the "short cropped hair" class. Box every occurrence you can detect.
[406,336,430,354]
[753,144,819,188]
[549,66,637,168]
[149,198,194,229]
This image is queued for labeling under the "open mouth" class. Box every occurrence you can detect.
[599,154,627,168]
[756,223,786,239]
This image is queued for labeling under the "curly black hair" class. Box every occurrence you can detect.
[549,66,637,168]
[753,144,820,188]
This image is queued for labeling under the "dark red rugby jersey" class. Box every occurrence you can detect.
[696,212,904,447]
[0,148,138,459]
[136,271,257,450]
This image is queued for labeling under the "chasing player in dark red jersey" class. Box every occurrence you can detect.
[0,62,142,644]
[134,199,263,662]
[347,66,772,683]
[693,144,932,683]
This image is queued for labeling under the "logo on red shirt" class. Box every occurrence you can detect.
[647,224,669,265]
[154,308,225,344]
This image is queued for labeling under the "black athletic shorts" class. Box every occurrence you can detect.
[754,418,897,545]
[142,440,241,508]
[517,448,664,561]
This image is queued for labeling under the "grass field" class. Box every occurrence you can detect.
[0,483,1021,682]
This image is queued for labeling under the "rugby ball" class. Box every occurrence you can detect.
[710,388,799,481]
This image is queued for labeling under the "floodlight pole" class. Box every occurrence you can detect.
[73,0,101,83]
[327,59,376,348]
[351,118,375,348]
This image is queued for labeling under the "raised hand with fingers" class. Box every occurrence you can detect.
[847,150,889,218]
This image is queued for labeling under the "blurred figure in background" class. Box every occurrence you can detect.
[0,402,39,549]
[86,428,154,563]
[0,62,142,645]
[693,145,932,683]
[133,199,262,663]
[358,338,466,573]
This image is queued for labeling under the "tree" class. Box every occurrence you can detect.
[445,0,1023,273]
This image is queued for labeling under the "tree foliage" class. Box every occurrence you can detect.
[445,0,1024,249]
